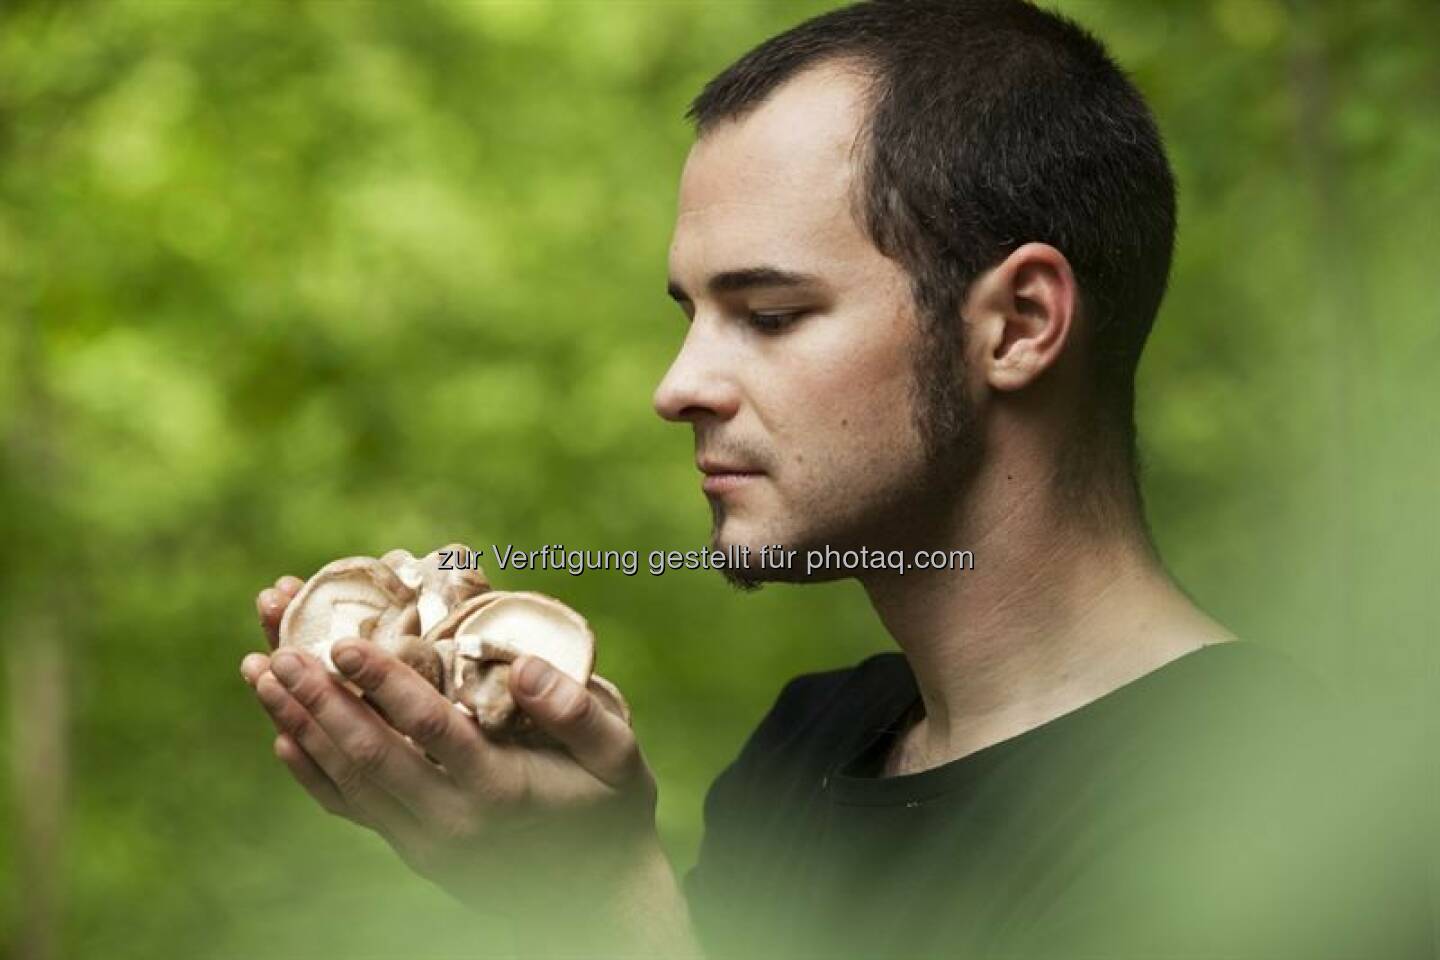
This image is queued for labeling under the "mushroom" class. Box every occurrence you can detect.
[380,544,490,637]
[446,592,597,736]
[391,633,446,691]
[422,591,497,645]
[278,547,616,741]
[277,557,418,675]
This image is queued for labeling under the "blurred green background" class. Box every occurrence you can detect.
[1,1,1435,957]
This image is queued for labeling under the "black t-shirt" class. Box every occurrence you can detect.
[684,641,1431,959]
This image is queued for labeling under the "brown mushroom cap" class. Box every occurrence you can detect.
[278,557,417,673]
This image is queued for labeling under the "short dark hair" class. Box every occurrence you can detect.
[688,0,1177,519]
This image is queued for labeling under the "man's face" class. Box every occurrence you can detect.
[654,63,971,583]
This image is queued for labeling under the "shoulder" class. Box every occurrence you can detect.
[1063,641,1342,808]
[1190,641,1344,756]
[991,643,1393,957]
[1029,644,1428,958]
[1089,640,1337,749]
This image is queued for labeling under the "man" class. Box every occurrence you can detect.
[244,1,1426,957]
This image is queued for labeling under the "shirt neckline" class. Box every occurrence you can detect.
[826,640,1254,807]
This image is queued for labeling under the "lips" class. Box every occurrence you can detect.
[697,458,759,474]
[697,458,764,495]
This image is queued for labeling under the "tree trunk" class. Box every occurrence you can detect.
[7,615,67,960]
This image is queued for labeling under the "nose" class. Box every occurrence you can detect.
[652,319,740,424]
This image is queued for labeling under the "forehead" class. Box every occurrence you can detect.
[671,63,875,279]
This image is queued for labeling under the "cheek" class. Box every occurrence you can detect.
[776,317,926,491]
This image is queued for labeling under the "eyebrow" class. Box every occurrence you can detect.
[667,266,823,304]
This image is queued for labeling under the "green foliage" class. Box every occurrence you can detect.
[1,1,1434,957]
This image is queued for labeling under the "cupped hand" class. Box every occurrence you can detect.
[241,579,659,913]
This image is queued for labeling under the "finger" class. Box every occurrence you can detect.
[276,732,428,854]
[274,733,353,820]
[254,668,347,758]
[241,652,270,686]
[256,587,288,650]
[510,656,643,788]
[331,639,489,783]
[255,670,433,846]
[266,649,463,822]
[275,575,304,597]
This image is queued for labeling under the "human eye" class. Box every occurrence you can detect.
[747,311,803,334]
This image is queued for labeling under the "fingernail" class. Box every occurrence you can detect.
[271,651,301,686]
[240,654,267,684]
[332,644,362,676]
[515,656,556,697]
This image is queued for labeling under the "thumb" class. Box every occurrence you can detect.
[510,656,640,787]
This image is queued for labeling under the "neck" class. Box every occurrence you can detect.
[860,468,1233,774]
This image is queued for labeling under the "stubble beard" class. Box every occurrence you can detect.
[715,319,980,592]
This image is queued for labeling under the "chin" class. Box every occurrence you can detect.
[708,518,767,566]
[710,512,856,587]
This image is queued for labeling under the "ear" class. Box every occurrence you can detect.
[965,243,1078,393]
